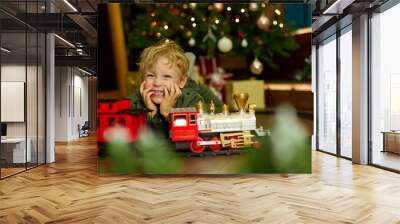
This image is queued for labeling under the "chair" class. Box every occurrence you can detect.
[78,121,90,138]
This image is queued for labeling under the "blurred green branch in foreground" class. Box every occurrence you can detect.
[100,128,182,174]
[237,104,311,173]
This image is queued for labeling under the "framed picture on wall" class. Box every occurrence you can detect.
[1,81,25,122]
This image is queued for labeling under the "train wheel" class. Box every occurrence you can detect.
[189,137,205,153]
[209,137,222,152]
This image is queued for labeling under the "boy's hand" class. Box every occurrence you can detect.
[160,84,182,119]
[140,82,157,118]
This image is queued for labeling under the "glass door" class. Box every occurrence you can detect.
[317,35,337,154]
[339,26,352,158]
[0,1,47,179]
[1,30,28,177]
[370,3,400,171]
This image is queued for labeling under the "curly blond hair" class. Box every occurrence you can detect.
[139,39,189,80]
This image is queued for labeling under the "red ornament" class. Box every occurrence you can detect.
[170,8,180,16]
[238,32,245,38]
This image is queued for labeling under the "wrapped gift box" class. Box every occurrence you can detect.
[225,80,265,111]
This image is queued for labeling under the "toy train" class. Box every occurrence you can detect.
[97,93,266,156]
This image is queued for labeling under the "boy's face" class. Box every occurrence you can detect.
[143,56,187,104]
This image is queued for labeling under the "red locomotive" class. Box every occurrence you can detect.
[97,93,266,156]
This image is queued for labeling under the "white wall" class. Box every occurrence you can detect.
[55,67,89,141]
[76,71,89,138]
[55,67,69,141]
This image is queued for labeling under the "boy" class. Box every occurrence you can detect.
[130,40,222,137]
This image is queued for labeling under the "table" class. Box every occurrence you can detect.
[382,131,400,154]
[1,138,31,163]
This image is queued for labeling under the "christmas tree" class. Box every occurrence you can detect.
[124,2,299,74]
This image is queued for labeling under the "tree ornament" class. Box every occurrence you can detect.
[261,2,266,8]
[213,3,224,12]
[189,3,197,10]
[202,25,217,43]
[235,16,240,23]
[257,14,270,30]
[241,38,248,48]
[249,3,259,11]
[188,37,196,46]
[250,57,264,75]
[255,36,262,45]
[217,36,233,53]
[170,7,180,16]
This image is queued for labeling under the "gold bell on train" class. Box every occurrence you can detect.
[222,104,229,115]
[233,93,249,113]
[209,101,215,114]
[196,101,204,113]
[248,104,257,113]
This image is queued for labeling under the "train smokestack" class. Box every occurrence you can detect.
[233,93,249,113]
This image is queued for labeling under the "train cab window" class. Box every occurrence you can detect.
[109,117,116,126]
[189,114,196,125]
[119,118,126,126]
[174,115,187,127]
[108,104,113,110]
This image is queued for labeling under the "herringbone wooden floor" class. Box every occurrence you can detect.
[1,136,400,223]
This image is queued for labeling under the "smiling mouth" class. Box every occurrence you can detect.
[151,89,164,97]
